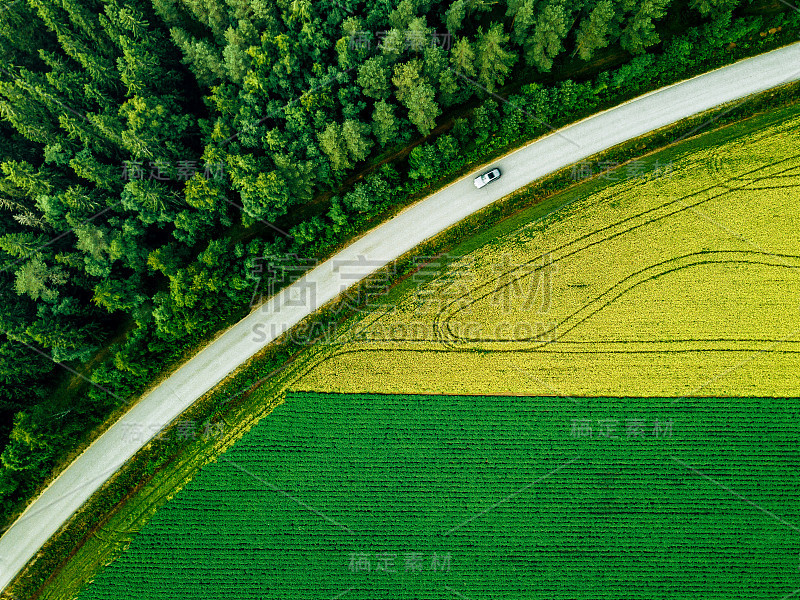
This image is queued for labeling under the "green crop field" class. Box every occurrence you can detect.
[76,391,800,599]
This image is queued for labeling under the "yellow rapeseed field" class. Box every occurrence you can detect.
[293,111,800,397]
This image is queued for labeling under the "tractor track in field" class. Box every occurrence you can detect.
[290,154,800,381]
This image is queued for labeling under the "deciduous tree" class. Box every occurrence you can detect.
[527,2,570,71]
[475,24,516,91]
[372,100,399,147]
[574,0,616,60]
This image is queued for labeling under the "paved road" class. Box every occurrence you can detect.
[2,41,800,592]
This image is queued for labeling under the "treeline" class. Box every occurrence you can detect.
[0,0,795,523]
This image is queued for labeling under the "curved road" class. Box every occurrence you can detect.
[2,41,800,592]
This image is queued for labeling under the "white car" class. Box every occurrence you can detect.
[473,168,501,188]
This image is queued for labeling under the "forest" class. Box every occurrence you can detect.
[0,0,796,527]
